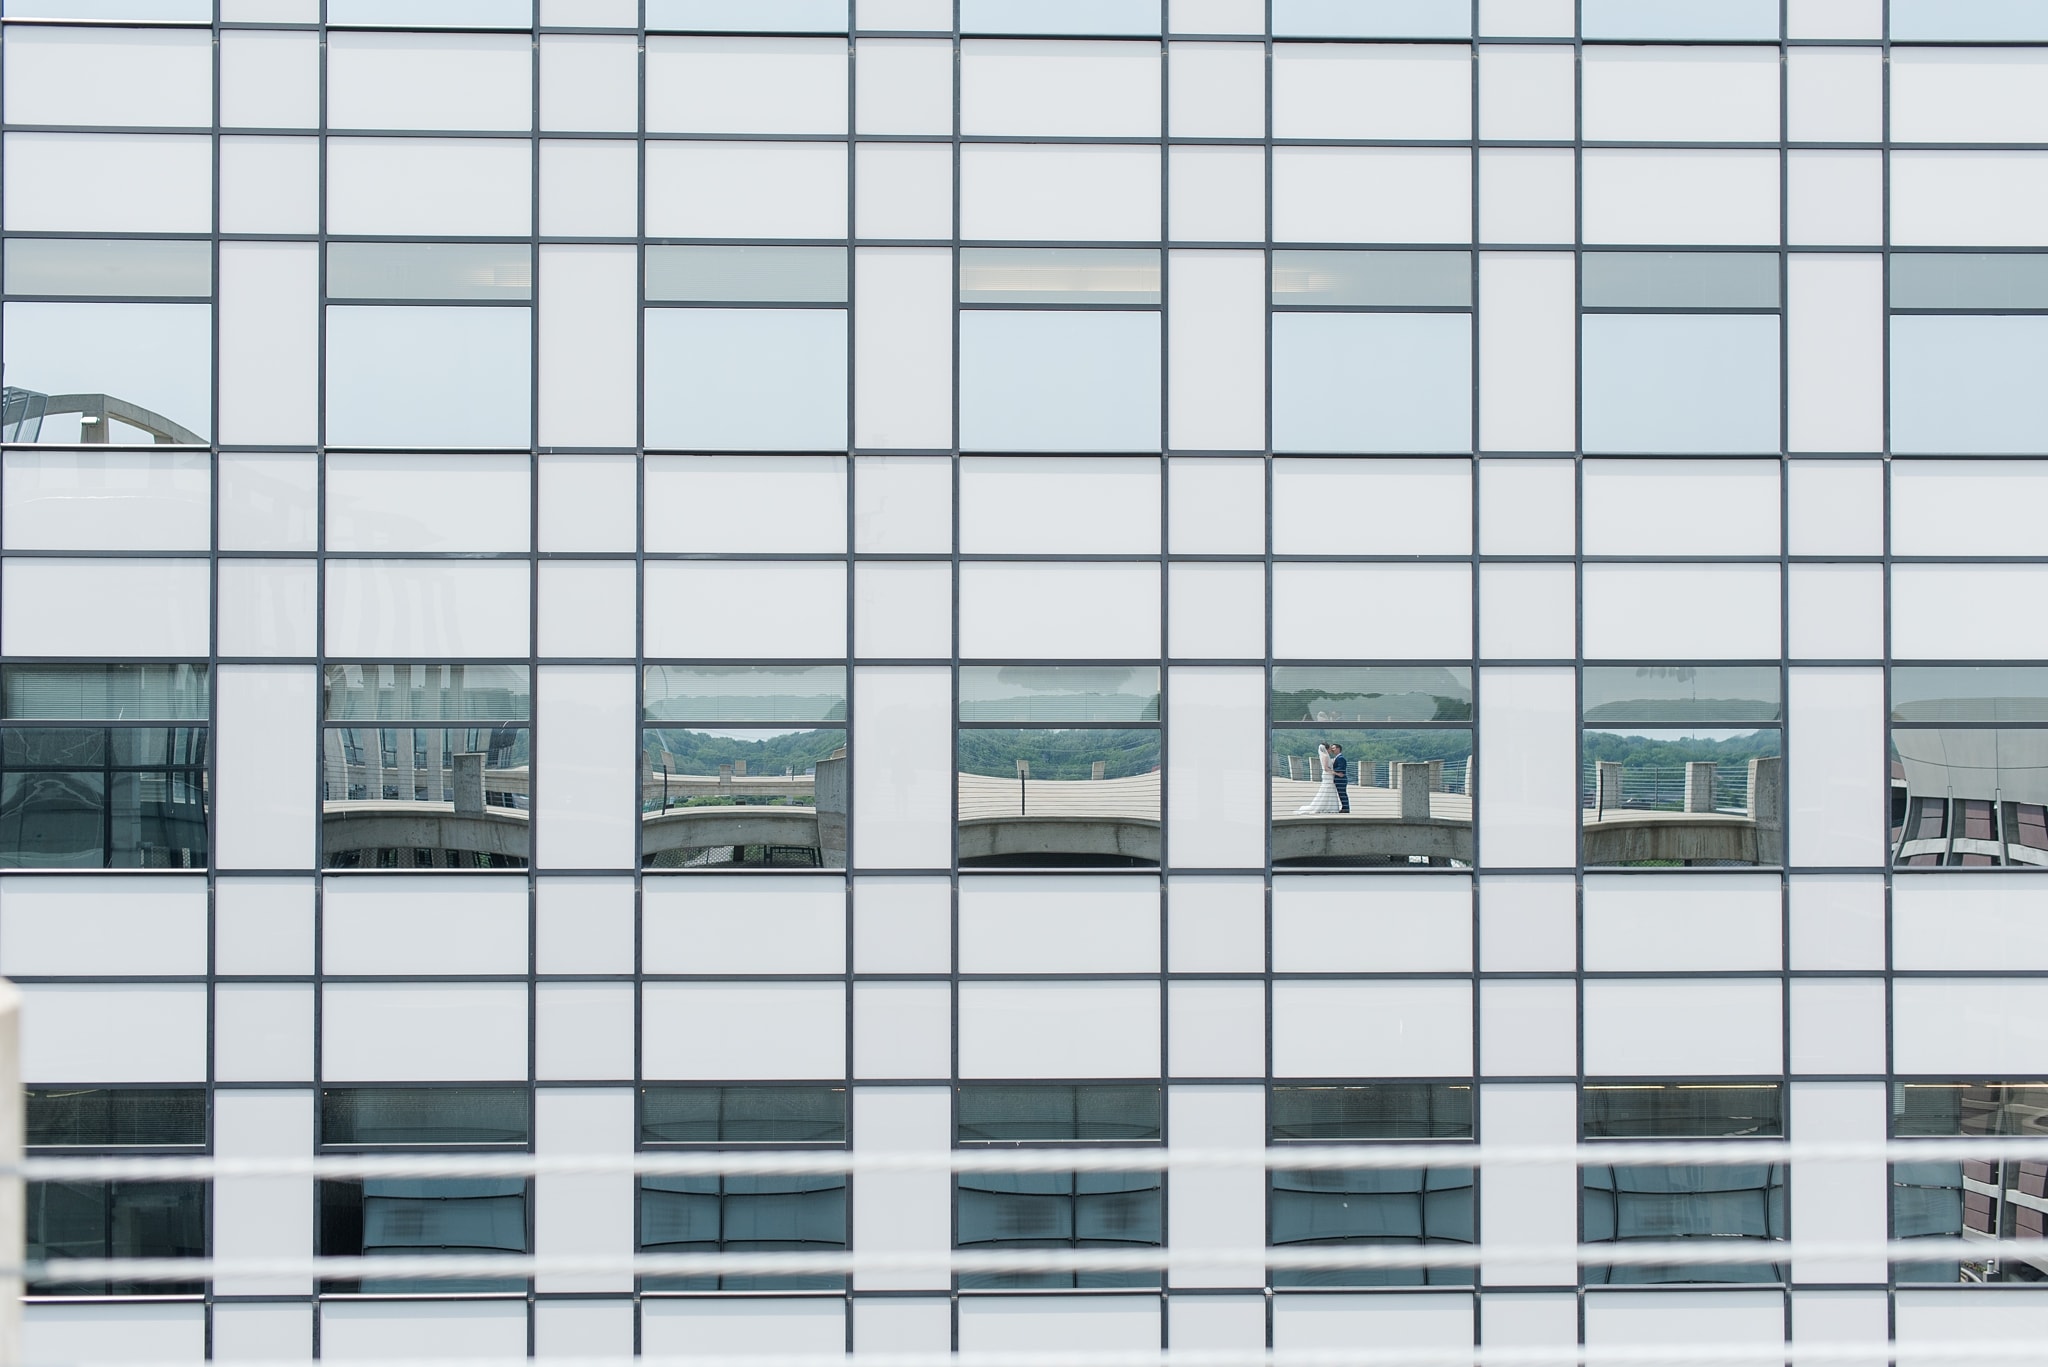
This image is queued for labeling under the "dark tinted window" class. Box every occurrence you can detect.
[641,1086,849,1145]
[30,1180,206,1295]
[957,1171,1162,1289]
[1271,1084,1473,1141]
[1270,1167,1474,1288]
[1894,1082,2048,1137]
[319,1178,528,1294]
[641,1175,848,1291]
[957,1085,1162,1143]
[322,1087,529,1146]
[1583,1084,1783,1139]
[27,1088,205,1147]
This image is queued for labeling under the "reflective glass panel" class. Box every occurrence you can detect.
[1270,1084,1474,1141]
[27,1089,206,1148]
[1270,729,1473,869]
[1270,1167,1474,1287]
[647,0,848,30]
[959,667,1162,723]
[29,1180,205,1295]
[1891,1160,1971,1283]
[960,0,1156,35]
[320,725,530,869]
[1891,668,2048,724]
[1891,254,2048,311]
[1582,252,1780,310]
[640,1175,847,1291]
[1895,1083,2048,1137]
[956,1171,1162,1289]
[1272,668,1473,723]
[1891,0,2048,41]
[1272,0,1469,38]
[4,239,211,299]
[642,728,847,870]
[641,1086,849,1145]
[643,666,848,724]
[959,250,1162,305]
[322,665,532,722]
[2,302,211,444]
[1579,0,1777,39]
[1890,730,2048,868]
[1,0,208,16]
[321,1088,530,1146]
[1582,1084,1783,1139]
[1272,251,1472,308]
[1582,667,1782,724]
[645,246,848,304]
[328,0,532,24]
[2,664,208,721]
[1582,1164,1786,1284]
[957,728,1161,869]
[0,727,208,869]
[1583,727,1781,867]
[956,1085,1163,1143]
[319,1179,527,1293]
[327,243,532,302]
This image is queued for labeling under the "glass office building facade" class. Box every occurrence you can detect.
[2,0,2047,1358]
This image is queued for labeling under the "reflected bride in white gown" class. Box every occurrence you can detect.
[1295,743,1343,815]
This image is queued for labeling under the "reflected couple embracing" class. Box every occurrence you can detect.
[1294,742,1349,815]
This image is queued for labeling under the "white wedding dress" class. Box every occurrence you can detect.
[1295,747,1343,814]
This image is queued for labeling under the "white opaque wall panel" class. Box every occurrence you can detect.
[535,1303,635,1361]
[1477,670,1578,868]
[1480,459,1576,555]
[328,32,532,131]
[1893,461,2048,556]
[1169,457,1265,555]
[643,983,846,1079]
[1480,563,1576,660]
[213,1091,315,1296]
[854,668,951,869]
[1894,980,2048,1075]
[325,455,530,554]
[1585,1293,1785,1353]
[855,982,951,1078]
[1274,44,1469,139]
[214,668,318,871]
[1275,1296,1476,1351]
[1582,47,1781,142]
[221,32,319,129]
[1478,46,1576,141]
[1583,876,1781,973]
[960,877,1158,973]
[1166,668,1268,870]
[1892,48,2048,144]
[1896,880,2048,970]
[959,1300,1163,1353]
[1582,150,1780,245]
[1482,982,1577,1077]
[1479,252,1576,450]
[536,878,635,976]
[1788,459,1884,556]
[850,1088,950,1292]
[540,34,640,132]
[25,1307,206,1367]
[535,987,634,1081]
[855,39,955,135]
[1897,1291,2048,1348]
[958,982,1160,1078]
[215,985,314,1082]
[1272,981,1473,1077]
[327,139,531,236]
[645,141,848,238]
[321,1304,528,1363]
[644,561,846,658]
[643,1302,847,1359]
[1790,874,1886,972]
[538,454,637,553]
[1480,149,1576,244]
[645,878,845,975]
[1788,149,1883,246]
[959,458,1160,555]
[856,143,954,239]
[1583,979,1782,1075]
[2,451,209,552]
[1474,1087,1577,1286]
[0,878,206,978]
[1272,147,1471,243]
[1171,993,1263,1081]
[535,668,637,871]
[219,242,318,447]
[325,560,531,658]
[1172,0,1266,31]
[958,562,1161,659]
[1788,253,1885,453]
[1170,145,1268,242]
[1273,460,1472,555]
[1789,668,1886,868]
[1582,563,1781,659]
[1271,563,1471,658]
[855,248,954,449]
[4,26,212,127]
[856,562,952,659]
[2,558,207,656]
[1167,879,1264,973]
[1787,46,1882,143]
[4,134,212,234]
[539,140,638,236]
[20,984,207,1083]
[1272,876,1471,972]
[960,145,1161,241]
[1788,564,1884,660]
[963,40,1161,136]
[1168,250,1266,451]
[1891,152,2048,246]
[1167,564,1264,659]
[646,457,849,555]
[533,1091,635,1291]
[1892,565,2048,658]
[1169,42,1265,138]
[1582,462,1780,556]
[647,37,849,134]
[221,136,320,235]
[854,878,951,975]
[321,984,528,1081]
[323,878,527,976]
[540,245,638,448]
[1166,1088,1265,1285]
[214,1303,313,1361]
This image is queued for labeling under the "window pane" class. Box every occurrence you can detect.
[1582,1163,1786,1283]
[322,1087,530,1145]
[958,310,1161,452]
[961,0,1156,35]
[1582,252,1780,310]
[643,727,847,869]
[1891,729,2048,868]
[321,726,531,870]
[3,239,211,299]
[1269,1084,1474,1140]
[327,243,532,302]
[1582,1083,1783,1138]
[1582,667,1783,724]
[0,728,208,870]
[644,308,849,451]
[960,249,1162,305]
[1582,313,1781,455]
[1580,0,1777,40]
[956,1171,1162,1289]
[1891,0,2048,41]
[1272,668,1473,723]
[319,1178,527,1294]
[643,666,849,724]
[1272,312,1471,453]
[27,1089,206,1147]
[647,0,848,31]
[646,246,848,303]
[1894,1082,2048,1137]
[1583,727,1782,868]
[640,1086,850,1144]
[1269,1167,1475,1288]
[29,1180,206,1295]
[1891,1160,1968,1283]
[1271,727,1473,869]
[1891,316,2048,457]
[326,305,532,448]
[1272,0,1469,38]
[959,667,1162,723]
[329,0,532,24]
[322,665,533,723]
[2,664,209,721]
[1891,253,2048,311]
[1,302,211,444]
[1891,667,2048,723]
[958,728,1161,868]
[1272,250,1471,308]
[640,1175,847,1291]
[957,1084,1163,1142]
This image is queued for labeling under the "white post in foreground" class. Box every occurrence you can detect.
[0,980,21,1367]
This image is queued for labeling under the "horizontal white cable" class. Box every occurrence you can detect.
[19,1236,2045,1283]
[70,1347,2048,1367]
[16,1137,2048,1182]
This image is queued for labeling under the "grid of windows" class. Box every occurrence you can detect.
[2,0,2046,1361]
